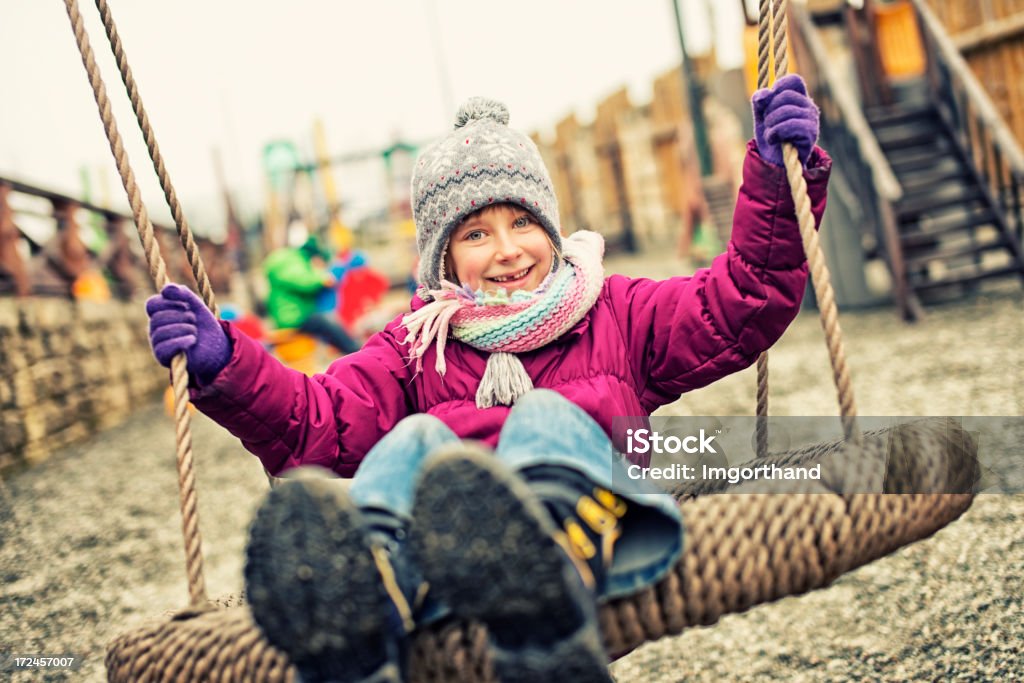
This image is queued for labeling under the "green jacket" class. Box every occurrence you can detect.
[262,248,328,329]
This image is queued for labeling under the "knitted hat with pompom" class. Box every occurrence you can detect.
[410,97,562,292]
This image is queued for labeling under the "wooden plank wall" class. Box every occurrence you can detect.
[532,67,747,253]
[925,0,1024,147]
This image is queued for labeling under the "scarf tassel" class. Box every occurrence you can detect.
[476,352,534,409]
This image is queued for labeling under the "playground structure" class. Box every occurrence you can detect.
[4,1,1021,321]
[524,0,1024,317]
[259,131,421,288]
[773,0,1024,316]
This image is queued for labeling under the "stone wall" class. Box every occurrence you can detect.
[0,297,166,476]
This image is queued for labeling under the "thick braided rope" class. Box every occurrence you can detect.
[755,356,769,458]
[775,0,861,440]
[782,141,860,442]
[94,0,218,316]
[755,0,795,454]
[773,0,790,79]
[754,0,774,456]
[63,0,206,606]
[105,604,295,683]
[94,0,278,498]
[757,0,771,89]
[754,0,861,444]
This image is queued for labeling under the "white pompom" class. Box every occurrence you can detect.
[454,97,510,129]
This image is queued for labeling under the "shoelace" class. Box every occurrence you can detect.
[551,487,627,591]
[370,546,416,633]
[362,511,419,634]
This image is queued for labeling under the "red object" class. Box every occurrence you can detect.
[338,267,390,327]
[233,313,267,341]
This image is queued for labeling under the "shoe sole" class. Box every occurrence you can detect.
[409,446,612,683]
[245,468,400,683]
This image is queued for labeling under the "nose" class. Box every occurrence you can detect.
[494,230,523,261]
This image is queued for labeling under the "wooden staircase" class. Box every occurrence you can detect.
[787,0,1024,319]
[866,100,1024,299]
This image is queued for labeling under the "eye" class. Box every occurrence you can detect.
[512,214,534,229]
[464,229,485,241]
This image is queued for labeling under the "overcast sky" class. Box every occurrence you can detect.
[1,0,750,236]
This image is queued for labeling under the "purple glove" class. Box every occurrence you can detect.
[146,283,231,384]
[752,74,820,167]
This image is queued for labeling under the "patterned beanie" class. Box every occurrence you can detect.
[411,97,562,291]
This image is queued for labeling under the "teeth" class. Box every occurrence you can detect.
[491,268,529,282]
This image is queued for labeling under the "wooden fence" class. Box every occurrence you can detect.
[0,176,234,301]
[925,0,1024,147]
[531,64,748,256]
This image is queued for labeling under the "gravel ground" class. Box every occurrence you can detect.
[1,253,1021,682]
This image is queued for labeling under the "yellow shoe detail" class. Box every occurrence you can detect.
[580,491,626,568]
[565,519,597,559]
[601,524,622,568]
[413,581,431,613]
[371,546,415,633]
[552,529,596,590]
[576,495,619,534]
[594,487,628,518]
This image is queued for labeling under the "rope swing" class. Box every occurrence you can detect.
[56,0,979,680]
[755,0,859,460]
[63,0,209,607]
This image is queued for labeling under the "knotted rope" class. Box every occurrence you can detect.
[63,0,208,606]
[755,0,861,456]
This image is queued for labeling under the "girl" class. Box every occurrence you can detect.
[146,78,826,683]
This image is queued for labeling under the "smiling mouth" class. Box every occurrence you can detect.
[487,266,532,284]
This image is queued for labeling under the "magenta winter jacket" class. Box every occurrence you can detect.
[191,143,831,477]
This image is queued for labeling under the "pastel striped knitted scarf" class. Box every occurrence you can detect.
[401,230,605,408]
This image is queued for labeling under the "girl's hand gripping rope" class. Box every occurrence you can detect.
[752,74,820,167]
[146,283,231,384]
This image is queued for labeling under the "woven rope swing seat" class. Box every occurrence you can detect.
[102,419,978,683]
[58,0,979,681]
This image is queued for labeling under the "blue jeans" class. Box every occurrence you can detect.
[298,312,361,354]
[349,389,684,622]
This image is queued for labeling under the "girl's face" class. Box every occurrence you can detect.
[446,204,553,294]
